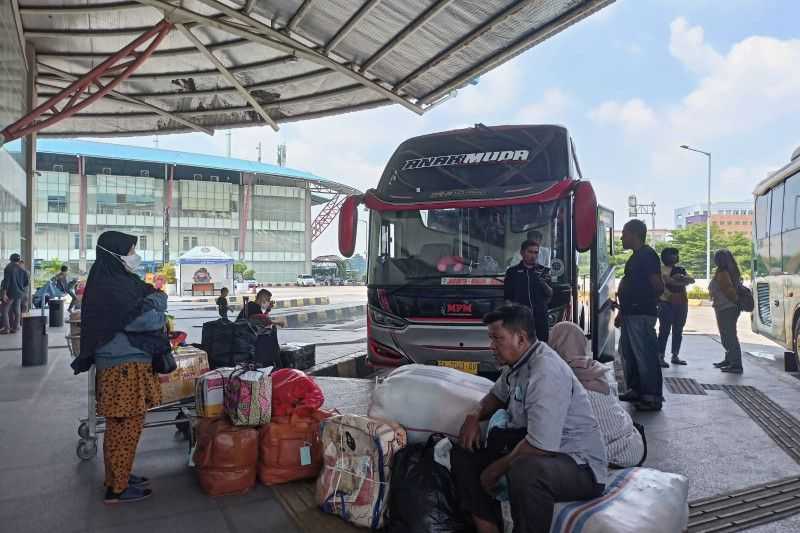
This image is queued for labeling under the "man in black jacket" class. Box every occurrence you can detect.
[504,240,553,342]
[0,254,30,334]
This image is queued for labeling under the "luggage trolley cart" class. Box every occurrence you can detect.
[67,332,197,461]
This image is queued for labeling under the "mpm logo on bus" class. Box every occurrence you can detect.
[442,302,473,316]
[401,150,530,171]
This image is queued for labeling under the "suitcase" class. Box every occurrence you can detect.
[254,327,282,368]
[316,414,407,529]
[257,408,334,486]
[193,417,259,496]
[279,342,316,370]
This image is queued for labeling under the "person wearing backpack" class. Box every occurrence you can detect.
[709,250,744,374]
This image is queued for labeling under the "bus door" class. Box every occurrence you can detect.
[591,206,616,360]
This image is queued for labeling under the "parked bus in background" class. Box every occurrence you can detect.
[752,145,800,355]
[338,124,616,374]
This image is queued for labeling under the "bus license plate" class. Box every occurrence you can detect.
[437,360,479,374]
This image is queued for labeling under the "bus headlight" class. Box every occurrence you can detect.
[369,307,407,329]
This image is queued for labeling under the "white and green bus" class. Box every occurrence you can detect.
[752,145,800,353]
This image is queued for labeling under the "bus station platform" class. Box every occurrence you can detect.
[3,309,800,532]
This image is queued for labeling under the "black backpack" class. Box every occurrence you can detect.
[737,283,754,313]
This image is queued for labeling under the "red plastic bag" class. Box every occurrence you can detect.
[271,369,324,417]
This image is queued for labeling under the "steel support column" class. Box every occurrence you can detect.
[23,43,36,292]
[78,156,87,273]
[1,20,173,144]
[163,164,173,264]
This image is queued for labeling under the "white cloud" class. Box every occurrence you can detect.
[588,98,657,132]
[669,17,723,74]
[517,88,571,124]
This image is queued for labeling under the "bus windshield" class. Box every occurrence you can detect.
[368,199,569,286]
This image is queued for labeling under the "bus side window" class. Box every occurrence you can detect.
[770,183,784,274]
[755,192,770,277]
[782,172,800,274]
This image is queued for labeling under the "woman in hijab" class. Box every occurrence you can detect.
[549,321,645,468]
[70,231,163,504]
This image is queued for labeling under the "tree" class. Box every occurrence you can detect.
[35,258,64,285]
[234,261,255,280]
[663,224,752,279]
[156,261,177,283]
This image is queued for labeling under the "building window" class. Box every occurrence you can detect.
[183,236,190,251]
[233,237,239,251]
[139,235,148,250]
[191,237,198,248]
[87,234,93,249]
[48,195,66,213]
[73,233,80,250]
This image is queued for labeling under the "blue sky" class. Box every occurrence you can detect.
[92,0,800,256]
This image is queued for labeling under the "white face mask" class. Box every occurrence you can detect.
[98,245,142,273]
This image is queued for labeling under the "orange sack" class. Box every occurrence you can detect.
[193,417,259,496]
[258,408,334,486]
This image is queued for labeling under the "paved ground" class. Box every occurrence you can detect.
[3,303,800,532]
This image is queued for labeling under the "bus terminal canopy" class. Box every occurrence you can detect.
[7,0,614,141]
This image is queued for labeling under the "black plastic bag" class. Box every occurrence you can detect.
[386,435,470,533]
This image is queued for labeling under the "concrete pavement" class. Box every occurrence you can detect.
[4,305,800,531]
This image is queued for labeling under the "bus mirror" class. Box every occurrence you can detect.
[338,195,362,257]
[574,182,597,253]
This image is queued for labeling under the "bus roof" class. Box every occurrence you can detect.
[753,146,800,196]
[373,124,574,205]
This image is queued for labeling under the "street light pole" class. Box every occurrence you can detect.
[680,145,712,280]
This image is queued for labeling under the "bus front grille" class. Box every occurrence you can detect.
[757,282,772,326]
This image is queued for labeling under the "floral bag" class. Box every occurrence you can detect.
[224,365,273,426]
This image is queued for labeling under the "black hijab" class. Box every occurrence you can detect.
[71,231,155,374]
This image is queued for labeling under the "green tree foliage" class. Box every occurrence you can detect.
[233,261,255,280]
[156,261,177,283]
[36,258,64,285]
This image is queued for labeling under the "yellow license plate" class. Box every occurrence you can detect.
[437,360,479,374]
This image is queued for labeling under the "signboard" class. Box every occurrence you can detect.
[440,277,503,286]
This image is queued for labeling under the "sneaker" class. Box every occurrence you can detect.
[713,361,730,368]
[104,485,152,504]
[659,358,670,368]
[671,356,687,366]
[618,390,640,402]
[635,401,663,412]
[0,329,8,335]
[129,474,150,488]
[721,366,743,374]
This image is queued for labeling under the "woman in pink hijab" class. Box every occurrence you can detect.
[549,321,645,468]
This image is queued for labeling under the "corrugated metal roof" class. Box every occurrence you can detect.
[7,137,360,194]
[10,0,614,139]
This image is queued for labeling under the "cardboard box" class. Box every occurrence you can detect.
[159,346,209,405]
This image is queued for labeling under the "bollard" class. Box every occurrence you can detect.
[48,298,64,327]
[785,351,799,372]
[22,316,48,367]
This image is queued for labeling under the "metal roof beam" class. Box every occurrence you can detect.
[287,0,315,32]
[41,84,366,118]
[71,68,331,100]
[18,1,146,15]
[397,0,534,91]
[37,38,250,60]
[142,0,421,114]
[360,0,453,75]
[2,19,173,144]
[325,0,381,55]
[242,0,257,14]
[418,0,615,105]
[36,63,214,136]
[175,23,279,131]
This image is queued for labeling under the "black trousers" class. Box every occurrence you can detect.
[451,446,604,533]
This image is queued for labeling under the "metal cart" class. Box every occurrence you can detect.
[67,333,196,461]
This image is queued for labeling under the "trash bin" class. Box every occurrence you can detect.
[22,316,48,367]
[48,298,64,327]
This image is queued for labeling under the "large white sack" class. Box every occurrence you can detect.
[548,467,688,533]
[368,364,494,444]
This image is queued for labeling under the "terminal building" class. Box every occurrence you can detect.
[3,139,357,284]
[674,201,753,237]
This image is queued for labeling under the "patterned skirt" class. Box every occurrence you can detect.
[96,362,161,418]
